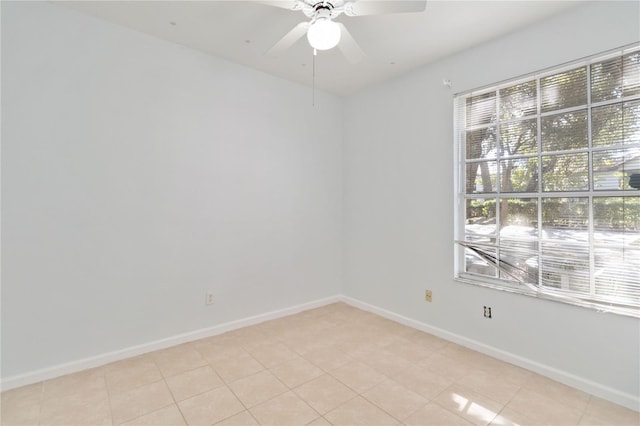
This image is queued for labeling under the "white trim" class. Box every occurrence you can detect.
[2,293,638,412]
[340,295,640,412]
[454,44,640,315]
[0,295,341,392]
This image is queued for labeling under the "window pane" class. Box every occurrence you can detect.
[623,50,640,98]
[500,198,538,231]
[593,196,640,304]
[542,198,589,236]
[586,49,640,103]
[466,198,497,238]
[466,92,496,127]
[593,149,637,190]
[623,100,640,146]
[465,246,497,278]
[542,154,589,191]
[595,248,640,305]
[541,110,588,152]
[593,50,640,100]
[591,56,623,102]
[541,67,587,113]
[498,244,538,284]
[541,198,590,293]
[499,157,538,192]
[500,119,537,155]
[592,103,623,147]
[466,161,497,194]
[500,81,537,120]
[497,198,539,283]
[592,100,640,147]
[540,244,590,293]
[594,196,640,241]
[466,128,496,160]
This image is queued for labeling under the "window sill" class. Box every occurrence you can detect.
[454,274,640,319]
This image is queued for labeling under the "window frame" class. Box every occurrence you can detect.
[453,43,640,318]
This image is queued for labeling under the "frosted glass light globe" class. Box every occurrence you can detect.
[307,18,341,51]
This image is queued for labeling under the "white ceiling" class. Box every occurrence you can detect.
[57,0,584,96]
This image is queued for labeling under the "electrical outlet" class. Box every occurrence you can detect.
[206,292,214,305]
[425,290,432,302]
[483,306,492,318]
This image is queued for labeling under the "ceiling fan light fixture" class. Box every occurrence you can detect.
[307,18,341,50]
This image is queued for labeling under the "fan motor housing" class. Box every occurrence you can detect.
[304,1,336,18]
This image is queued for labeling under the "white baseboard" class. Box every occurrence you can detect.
[3,293,638,413]
[0,295,341,392]
[340,296,640,412]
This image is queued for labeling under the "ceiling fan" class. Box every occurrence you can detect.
[262,1,427,63]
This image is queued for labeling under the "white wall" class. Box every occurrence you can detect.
[1,1,342,379]
[343,0,640,409]
[3,0,640,411]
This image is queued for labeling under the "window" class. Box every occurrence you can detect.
[454,44,640,317]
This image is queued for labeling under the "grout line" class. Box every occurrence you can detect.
[431,397,476,425]
[401,399,431,424]
[159,367,188,426]
[576,394,594,424]
[4,302,638,425]
[37,381,45,426]
[489,384,524,424]
[320,393,362,421]
[103,373,115,426]
[356,391,405,424]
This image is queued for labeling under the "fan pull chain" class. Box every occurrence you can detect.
[312,48,317,106]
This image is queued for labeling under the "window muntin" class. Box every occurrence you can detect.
[455,44,640,317]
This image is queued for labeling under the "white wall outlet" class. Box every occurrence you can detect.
[483,306,492,318]
[206,292,214,305]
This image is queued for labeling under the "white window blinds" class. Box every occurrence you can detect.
[454,44,640,317]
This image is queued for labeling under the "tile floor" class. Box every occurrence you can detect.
[1,302,639,426]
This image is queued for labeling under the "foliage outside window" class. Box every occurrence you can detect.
[454,44,640,317]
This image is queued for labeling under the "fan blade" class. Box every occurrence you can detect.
[258,1,306,11]
[344,0,426,16]
[265,22,310,56]
[337,23,364,63]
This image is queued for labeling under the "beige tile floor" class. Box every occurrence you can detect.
[2,302,639,426]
